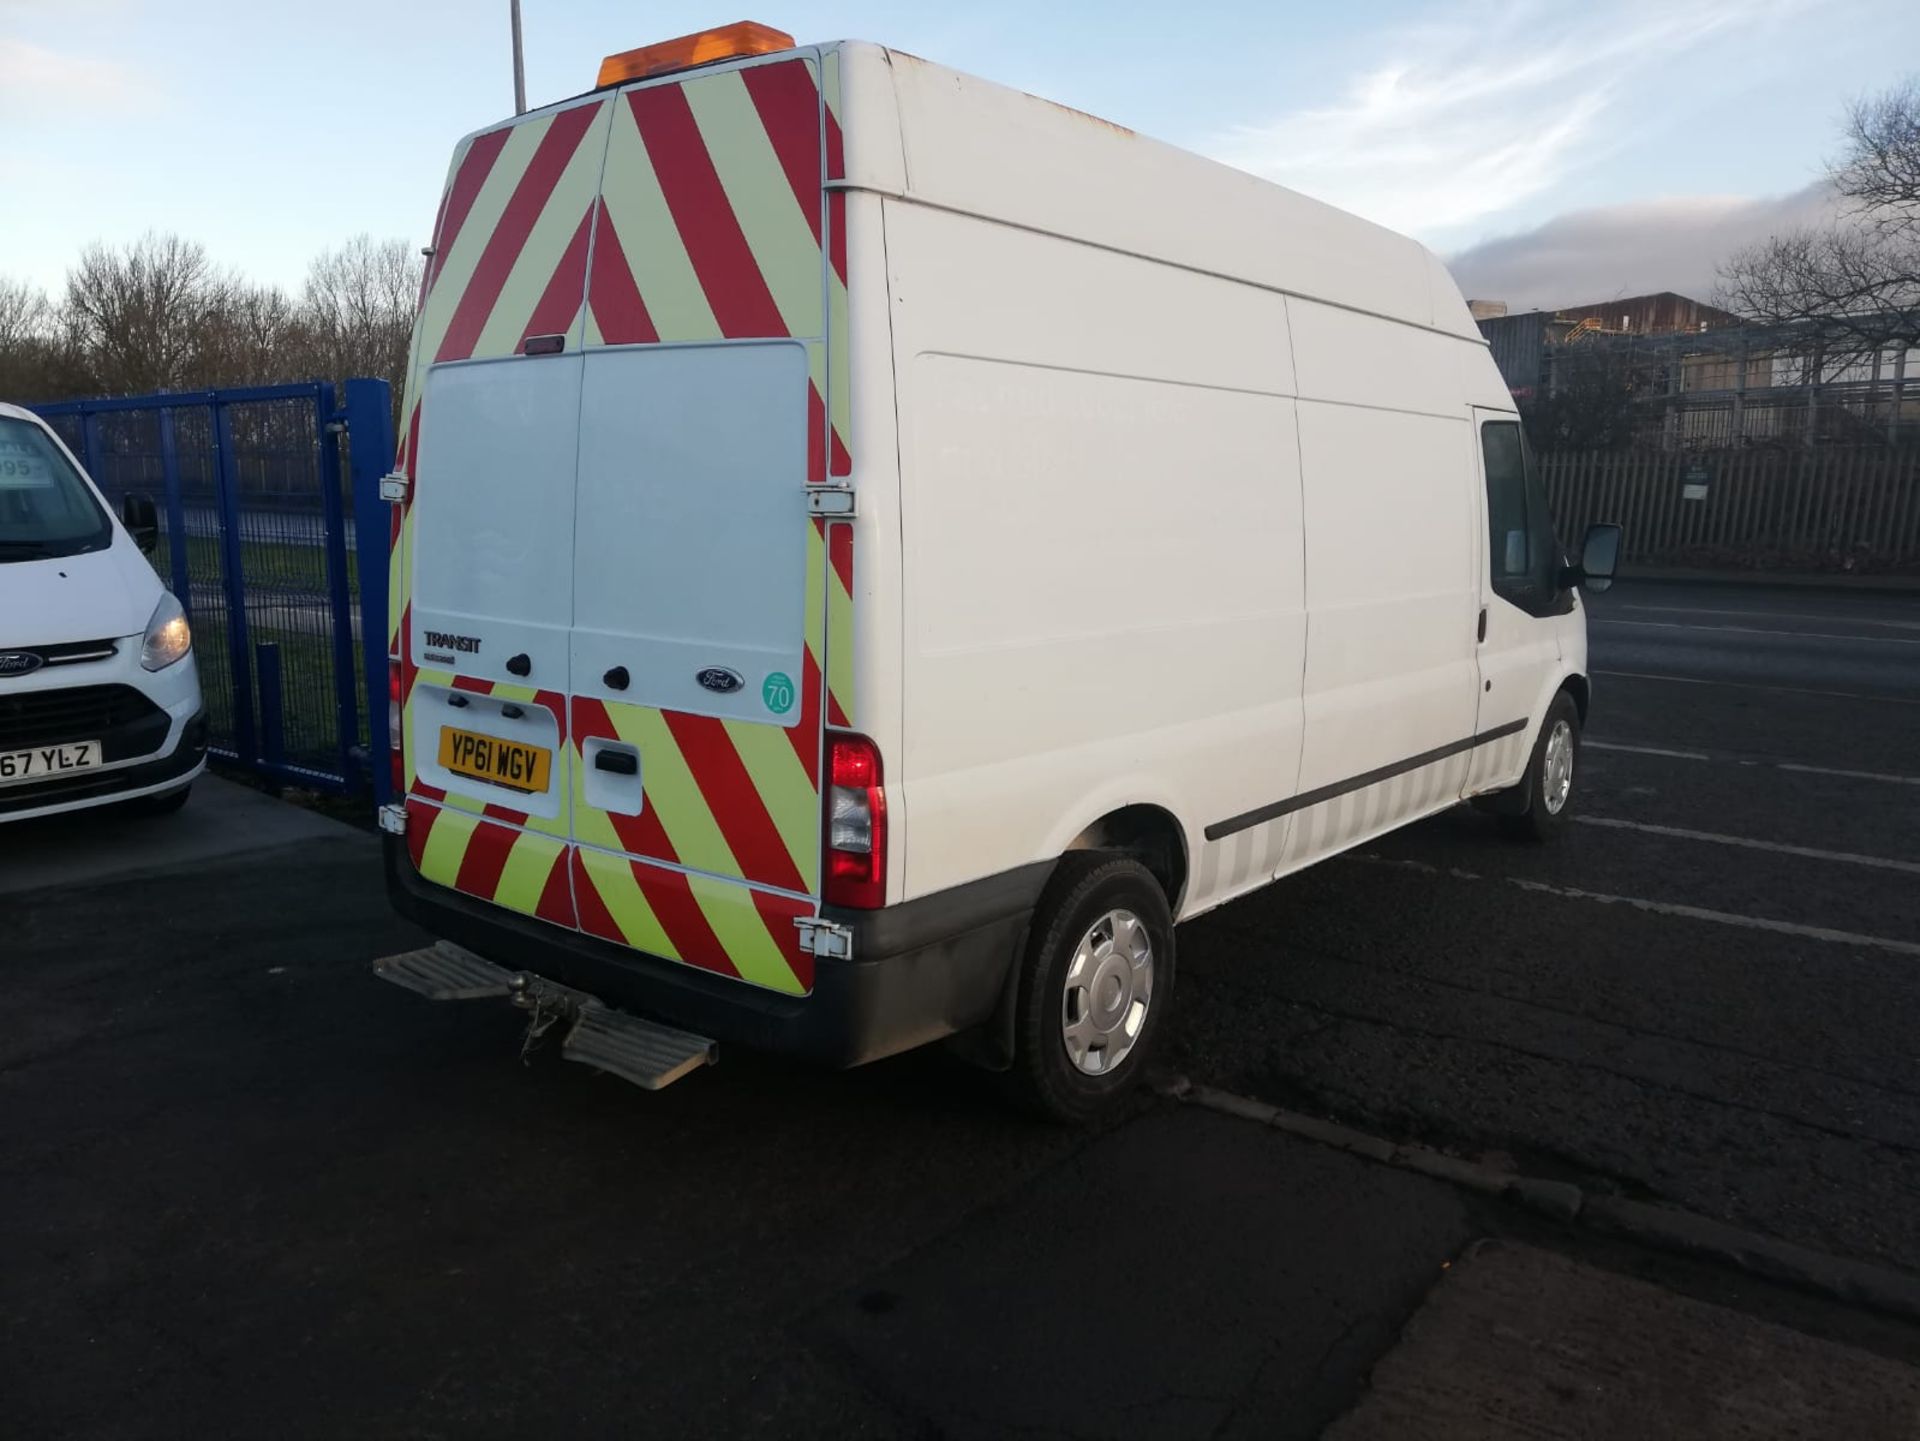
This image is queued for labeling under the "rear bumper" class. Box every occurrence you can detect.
[384,837,1050,1068]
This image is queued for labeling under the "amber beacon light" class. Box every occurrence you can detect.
[596,21,795,87]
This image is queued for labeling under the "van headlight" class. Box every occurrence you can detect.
[140,593,192,671]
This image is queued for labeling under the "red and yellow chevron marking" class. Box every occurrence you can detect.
[573,847,813,995]
[406,798,576,928]
[823,50,852,479]
[386,51,858,993]
[824,521,854,727]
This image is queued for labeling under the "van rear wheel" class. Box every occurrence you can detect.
[1499,694,1580,842]
[1002,853,1173,1123]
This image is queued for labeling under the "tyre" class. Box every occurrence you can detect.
[1003,852,1174,1123]
[1500,694,1579,842]
[123,783,192,817]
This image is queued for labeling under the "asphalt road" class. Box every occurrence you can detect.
[1171,579,1920,1270]
[4,578,1918,1438]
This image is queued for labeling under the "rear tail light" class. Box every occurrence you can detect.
[824,731,886,909]
[388,658,404,795]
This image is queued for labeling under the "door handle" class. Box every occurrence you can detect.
[604,666,629,691]
[506,652,531,677]
[594,749,638,775]
[1476,607,1488,643]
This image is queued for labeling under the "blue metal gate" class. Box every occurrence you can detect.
[31,381,394,797]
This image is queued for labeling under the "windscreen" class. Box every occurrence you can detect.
[0,418,111,561]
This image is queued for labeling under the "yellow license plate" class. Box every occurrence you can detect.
[438,727,552,794]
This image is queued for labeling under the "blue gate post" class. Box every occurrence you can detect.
[342,378,396,807]
[313,383,361,790]
[155,405,192,605]
[257,643,286,769]
[210,397,259,765]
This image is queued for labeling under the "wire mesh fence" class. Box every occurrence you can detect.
[34,382,392,793]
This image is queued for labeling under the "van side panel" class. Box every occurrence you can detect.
[855,42,1462,340]
[885,200,1306,909]
[1275,301,1485,875]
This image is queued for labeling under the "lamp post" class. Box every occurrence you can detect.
[510,0,527,115]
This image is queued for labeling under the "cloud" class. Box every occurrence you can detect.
[1444,182,1843,311]
[0,36,155,119]
[1206,0,1779,238]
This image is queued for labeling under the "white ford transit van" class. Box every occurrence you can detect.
[0,403,206,823]
[374,26,1621,1118]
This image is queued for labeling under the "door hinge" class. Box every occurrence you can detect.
[378,803,408,836]
[806,485,855,518]
[794,916,853,961]
[379,471,411,503]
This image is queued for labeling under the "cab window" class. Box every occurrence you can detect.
[1480,420,1565,615]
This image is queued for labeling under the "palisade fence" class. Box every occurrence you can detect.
[1542,447,1920,574]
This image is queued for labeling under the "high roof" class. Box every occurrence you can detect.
[832,42,1482,343]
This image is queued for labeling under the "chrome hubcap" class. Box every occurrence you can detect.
[1061,908,1154,1076]
[1543,719,1575,816]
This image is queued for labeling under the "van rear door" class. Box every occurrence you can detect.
[400,93,615,927]
[564,54,837,997]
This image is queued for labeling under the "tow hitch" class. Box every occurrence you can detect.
[373,941,717,1091]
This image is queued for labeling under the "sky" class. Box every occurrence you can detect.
[3,0,1918,312]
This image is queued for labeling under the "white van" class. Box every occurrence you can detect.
[0,403,206,822]
[374,27,1621,1118]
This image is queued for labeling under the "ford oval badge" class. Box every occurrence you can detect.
[696,667,744,695]
[0,651,45,678]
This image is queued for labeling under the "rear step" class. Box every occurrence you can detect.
[372,941,716,1091]
[374,941,516,999]
[562,1005,716,1091]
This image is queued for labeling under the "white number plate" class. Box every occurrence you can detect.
[0,740,102,783]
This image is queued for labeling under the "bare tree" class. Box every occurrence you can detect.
[1719,80,1920,351]
[0,276,53,351]
[299,235,422,393]
[0,276,95,402]
[62,233,230,393]
[199,283,307,388]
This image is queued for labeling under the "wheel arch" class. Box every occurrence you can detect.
[1562,671,1591,723]
[1061,802,1190,914]
[948,800,1188,1076]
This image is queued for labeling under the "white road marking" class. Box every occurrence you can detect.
[1354,854,1920,958]
[1593,669,1920,705]
[1574,815,1920,875]
[1617,603,1920,632]
[1585,739,1920,786]
[1586,740,1713,762]
[1592,618,1920,646]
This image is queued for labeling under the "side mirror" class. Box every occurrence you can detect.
[1562,522,1623,594]
[121,492,159,553]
